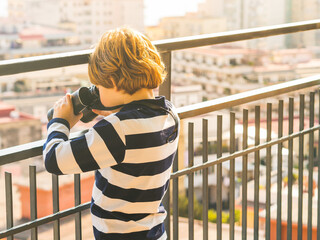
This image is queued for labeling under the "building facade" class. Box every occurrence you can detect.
[0,102,42,148]
[7,0,144,46]
[146,13,226,40]
[0,20,82,60]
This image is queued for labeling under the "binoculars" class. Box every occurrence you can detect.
[47,85,105,123]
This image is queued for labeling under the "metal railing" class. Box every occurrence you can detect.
[1,19,320,240]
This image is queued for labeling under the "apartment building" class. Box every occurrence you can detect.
[172,47,260,100]
[0,20,81,60]
[8,0,144,46]
[172,46,320,101]
[0,102,42,148]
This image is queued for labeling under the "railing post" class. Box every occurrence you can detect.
[172,152,179,240]
[74,174,82,240]
[242,109,248,240]
[188,122,194,240]
[217,115,223,240]
[202,119,209,240]
[159,51,172,100]
[307,92,315,240]
[30,166,38,240]
[287,98,294,240]
[318,90,320,240]
[254,106,260,240]
[5,172,14,240]
[277,100,283,240]
[52,175,60,240]
[266,103,272,240]
[298,95,305,240]
[160,50,172,239]
[229,112,236,240]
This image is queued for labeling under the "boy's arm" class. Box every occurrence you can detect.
[43,116,125,175]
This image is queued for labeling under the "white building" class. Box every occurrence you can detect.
[172,47,261,100]
[59,0,145,45]
[171,85,204,108]
[171,45,320,104]
[8,0,144,46]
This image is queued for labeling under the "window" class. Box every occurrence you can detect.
[230,58,237,66]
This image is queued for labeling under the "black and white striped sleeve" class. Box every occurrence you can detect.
[43,116,126,175]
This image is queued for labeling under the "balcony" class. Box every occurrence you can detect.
[1,19,320,240]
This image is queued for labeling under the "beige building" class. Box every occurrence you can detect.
[289,0,320,48]
[146,13,226,40]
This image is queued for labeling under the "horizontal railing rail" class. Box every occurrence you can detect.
[0,19,320,76]
[171,124,320,179]
[177,74,320,119]
[0,74,319,166]
[0,203,90,238]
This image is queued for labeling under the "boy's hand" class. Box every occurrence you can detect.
[53,94,83,128]
[92,109,113,117]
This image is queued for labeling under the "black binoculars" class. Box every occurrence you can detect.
[47,85,105,123]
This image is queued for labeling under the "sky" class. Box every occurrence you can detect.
[0,0,205,25]
[0,0,7,17]
[144,0,204,26]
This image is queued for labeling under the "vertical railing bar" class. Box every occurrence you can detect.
[276,100,283,240]
[242,109,248,240]
[188,122,194,240]
[318,90,320,240]
[163,179,170,239]
[172,151,179,240]
[287,97,294,240]
[229,112,236,240]
[5,172,14,240]
[74,174,82,240]
[161,51,172,240]
[254,106,260,240]
[202,119,209,240]
[298,95,305,240]
[307,92,315,240]
[159,51,172,100]
[266,103,272,240]
[30,166,38,240]
[52,174,60,240]
[217,115,223,240]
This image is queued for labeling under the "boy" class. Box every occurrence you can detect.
[43,27,179,240]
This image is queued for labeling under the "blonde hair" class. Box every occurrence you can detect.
[88,27,166,95]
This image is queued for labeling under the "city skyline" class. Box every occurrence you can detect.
[0,0,204,26]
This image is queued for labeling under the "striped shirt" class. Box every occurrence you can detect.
[43,96,179,240]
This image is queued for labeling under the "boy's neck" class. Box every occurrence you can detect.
[121,88,155,104]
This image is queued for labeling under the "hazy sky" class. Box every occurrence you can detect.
[0,0,205,25]
[144,0,204,25]
[0,0,7,17]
